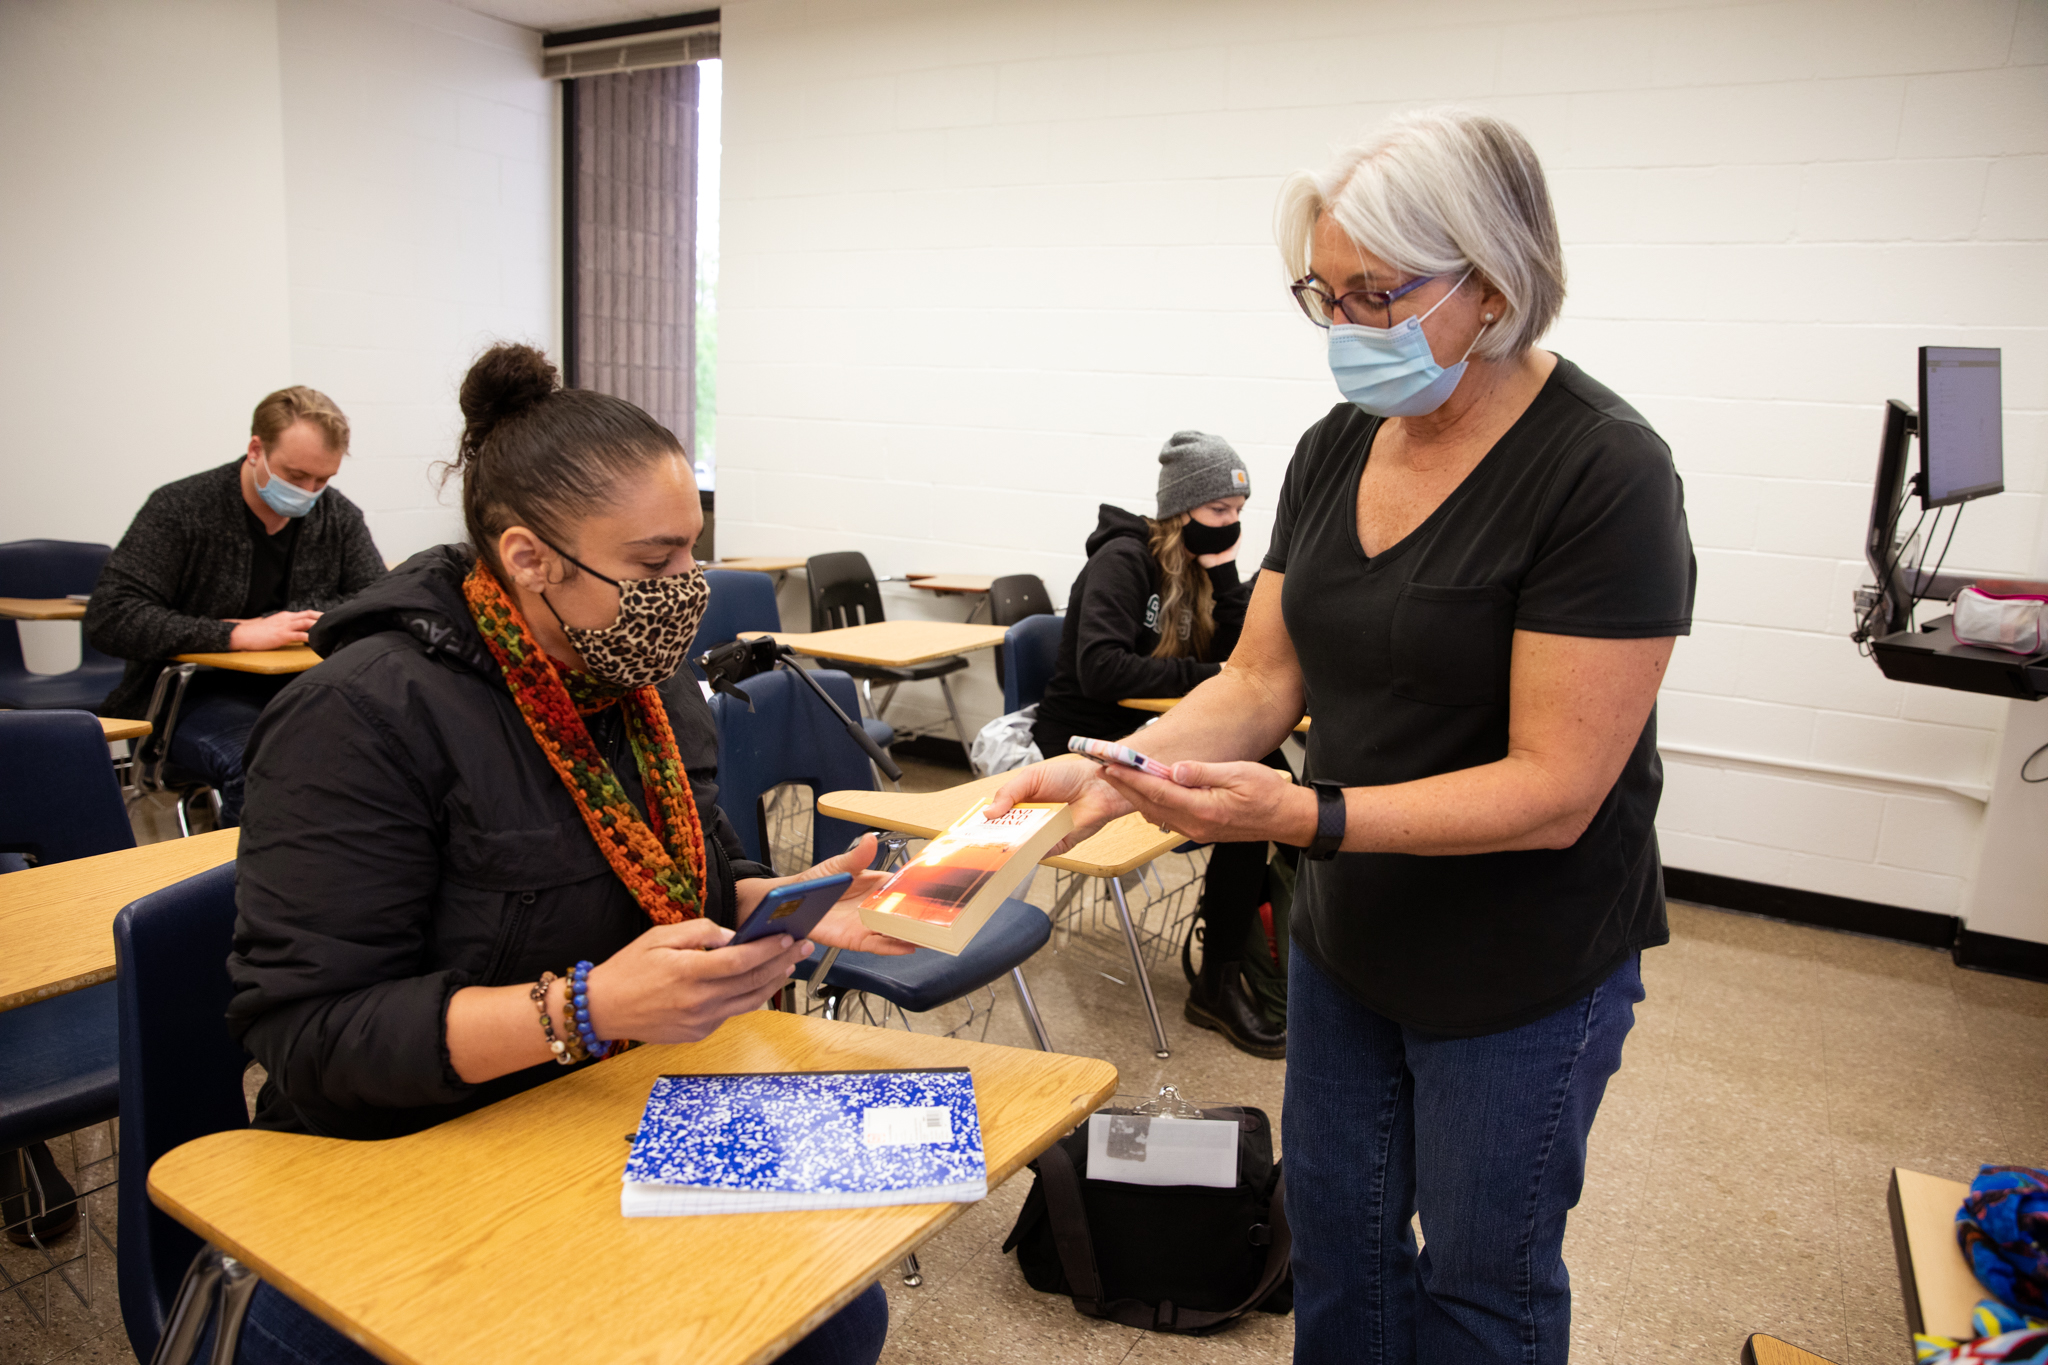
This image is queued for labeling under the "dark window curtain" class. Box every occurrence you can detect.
[566,65,699,454]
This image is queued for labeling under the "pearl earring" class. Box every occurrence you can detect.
[1484,313,1495,321]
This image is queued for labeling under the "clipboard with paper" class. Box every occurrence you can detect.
[1085,1086,1242,1189]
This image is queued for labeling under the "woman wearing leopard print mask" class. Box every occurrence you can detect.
[217,343,906,1365]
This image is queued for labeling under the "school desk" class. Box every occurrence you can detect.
[149,1009,1118,1365]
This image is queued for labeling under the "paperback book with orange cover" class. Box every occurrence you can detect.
[857,799,1075,955]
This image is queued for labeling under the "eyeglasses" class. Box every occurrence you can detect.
[1289,272,1439,329]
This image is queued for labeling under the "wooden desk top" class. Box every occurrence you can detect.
[172,646,322,674]
[743,621,1009,668]
[0,827,239,1013]
[1119,696,1311,733]
[819,759,1182,879]
[99,717,151,742]
[1889,1167,1981,1342]
[711,556,807,573]
[1744,1335,1842,1365]
[0,596,86,621]
[150,1010,1117,1365]
[906,575,993,594]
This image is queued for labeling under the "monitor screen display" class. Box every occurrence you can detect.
[1920,346,2003,507]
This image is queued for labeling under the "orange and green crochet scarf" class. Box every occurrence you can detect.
[463,559,706,924]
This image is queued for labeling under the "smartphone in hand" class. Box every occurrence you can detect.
[729,871,852,947]
[1067,736,1181,784]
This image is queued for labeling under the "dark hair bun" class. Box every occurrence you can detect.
[457,343,560,463]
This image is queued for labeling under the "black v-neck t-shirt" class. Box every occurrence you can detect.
[242,504,302,619]
[1263,357,1695,1036]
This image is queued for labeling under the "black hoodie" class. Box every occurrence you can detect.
[1032,505,1253,756]
[225,544,768,1140]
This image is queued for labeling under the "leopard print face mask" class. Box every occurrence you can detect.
[540,547,709,690]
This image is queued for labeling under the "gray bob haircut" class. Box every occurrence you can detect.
[1276,108,1566,361]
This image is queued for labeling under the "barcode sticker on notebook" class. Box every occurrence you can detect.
[863,1106,953,1148]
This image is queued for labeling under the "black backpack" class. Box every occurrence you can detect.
[1001,1106,1293,1335]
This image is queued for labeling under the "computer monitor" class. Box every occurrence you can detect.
[1919,346,2003,508]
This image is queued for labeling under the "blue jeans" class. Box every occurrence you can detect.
[165,672,289,826]
[205,1279,888,1364]
[1283,949,1643,1365]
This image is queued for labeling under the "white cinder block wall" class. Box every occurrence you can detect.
[0,0,295,547]
[0,0,554,572]
[715,0,2048,935]
[276,0,557,560]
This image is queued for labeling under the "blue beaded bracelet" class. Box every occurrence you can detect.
[571,960,611,1060]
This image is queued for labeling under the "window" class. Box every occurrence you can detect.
[557,16,720,484]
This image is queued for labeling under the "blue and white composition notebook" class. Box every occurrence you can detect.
[621,1069,988,1216]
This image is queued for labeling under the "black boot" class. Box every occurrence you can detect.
[1184,953,1286,1060]
[2,1142,79,1247]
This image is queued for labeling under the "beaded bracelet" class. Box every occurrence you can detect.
[556,972,591,1064]
[571,960,612,1061]
[530,971,576,1066]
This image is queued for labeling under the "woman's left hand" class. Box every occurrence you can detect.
[735,833,916,957]
[1095,759,1316,847]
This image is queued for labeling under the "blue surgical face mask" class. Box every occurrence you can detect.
[1326,268,1484,419]
[255,450,323,519]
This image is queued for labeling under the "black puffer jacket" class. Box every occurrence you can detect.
[226,544,769,1140]
[1032,505,1253,756]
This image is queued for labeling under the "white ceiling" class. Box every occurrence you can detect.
[449,0,701,34]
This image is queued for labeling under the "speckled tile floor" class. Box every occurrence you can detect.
[6,764,2044,1364]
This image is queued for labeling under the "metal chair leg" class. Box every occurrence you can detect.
[899,1252,923,1288]
[809,946,843,1001]
[1010,966,1054,1052]
[1109,876,1170,1059]
[207,1256,261,1365]
[937,676,975,772]
[150,1245,227,1365]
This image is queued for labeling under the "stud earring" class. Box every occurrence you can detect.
[1484,313,1495,321]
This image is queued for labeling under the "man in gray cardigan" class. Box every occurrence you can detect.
[86,386,385,825]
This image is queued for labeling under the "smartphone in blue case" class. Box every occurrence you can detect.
[729,871,852,946]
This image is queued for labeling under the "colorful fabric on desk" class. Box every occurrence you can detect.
[1959,1166,2048,1318]
[464,559,707,924]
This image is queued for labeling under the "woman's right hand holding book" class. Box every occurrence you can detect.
[989,756,1136,856]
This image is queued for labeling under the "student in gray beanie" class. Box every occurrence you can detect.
[1031,430,1286,1058]
[1156,430,1252,519]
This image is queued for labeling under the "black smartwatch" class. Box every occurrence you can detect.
[1304,779,1346,861]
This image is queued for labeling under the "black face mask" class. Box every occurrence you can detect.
[1180,519,1241,555]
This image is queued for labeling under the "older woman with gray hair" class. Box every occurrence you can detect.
[995,108,1694,1363]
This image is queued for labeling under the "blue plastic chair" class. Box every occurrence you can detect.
[710,666,1057,1051]
[0,710,137,866]
[113,862,251,1363]
[1001,613,1064,715]
[693,567,893,753]
[687,569,780,681]
[0,540,125,711]
[710,666,881,866]
[0,984,120,1153]
[0,711,135,1250]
